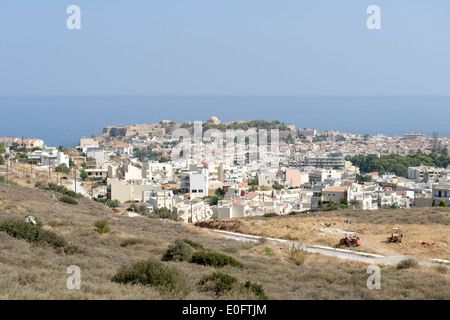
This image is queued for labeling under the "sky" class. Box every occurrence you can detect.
[0,1,449,96]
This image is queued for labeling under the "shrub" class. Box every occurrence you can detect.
[162,239,193,262]
[288,211,298,215]
[244,281,268,300]
[263,212,278,218]
[55,164,71,174]
[150,207,179,221]
[181,239,204,250]
[94,198,107,204]
[434,265,448,274]
[191,251,244,269]
[0,220,67,248]
[94,220,111,234]
[272,184,283,190]
[36,182,82,198]
[197,272,238,296]
[106,199,119,208]
[439,200,447,207]
[263,247,275,257]
[111,258,190,298]
[59,196,78,205]
[397,258,419,269]
[0,176,19,186]
[288,244,308,266]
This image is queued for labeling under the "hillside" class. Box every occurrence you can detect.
[0,182,449,300]
[96,119,295,145]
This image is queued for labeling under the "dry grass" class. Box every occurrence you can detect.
[0,183,449,300]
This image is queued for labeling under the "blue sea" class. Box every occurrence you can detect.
[0,96,449,148]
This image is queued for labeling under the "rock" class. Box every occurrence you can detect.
[43,225,53,231]
[25,215,37,226]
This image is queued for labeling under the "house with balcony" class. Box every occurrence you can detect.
[432,184,450,207]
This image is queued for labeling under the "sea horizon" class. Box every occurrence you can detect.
[1,95,449,148]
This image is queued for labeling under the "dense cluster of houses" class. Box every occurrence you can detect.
[2,124,449,224]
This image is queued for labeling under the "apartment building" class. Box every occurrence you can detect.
[180,170,209,197]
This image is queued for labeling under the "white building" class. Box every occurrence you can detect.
[112,143,133,155]
[142,162,174,182]
[180,170,209,198]
[27,147,69,167]
[174,200,213,223]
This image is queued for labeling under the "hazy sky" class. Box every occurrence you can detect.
[1,1,449,96]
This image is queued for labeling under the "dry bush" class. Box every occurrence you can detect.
[397,258,419,269]
[434,265,448,274]
[288,245,308,266]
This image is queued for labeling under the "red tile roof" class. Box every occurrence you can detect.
[112,143,131,148]
[324,186,348,192]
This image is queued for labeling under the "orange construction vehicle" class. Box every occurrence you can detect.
[339,233,361,247]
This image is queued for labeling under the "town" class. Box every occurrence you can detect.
[1,117,449,224]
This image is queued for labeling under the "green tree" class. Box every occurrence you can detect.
[203,195,219,205]
[439,200,447,207]
[80,170,88,180]
[432,199,437,207]
[272,184,283,190]
[55,164,71,174]
[356,174,372,182]
[215,187,224,198]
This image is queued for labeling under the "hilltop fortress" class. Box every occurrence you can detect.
[97,117,296,143]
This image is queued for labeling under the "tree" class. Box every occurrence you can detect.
[0,143,5,154]
[55,164,71,174]
[439,200,447,207]
[272,184,283,190]
[356,174,372,182]
[432,199,437,207]
[318,200,323,209]
[203,196,220,206]
[215,187,224,198]
[0,154,4,165]
[80,170,88,180]
[350,199,360,210]
[106,199,119,208]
